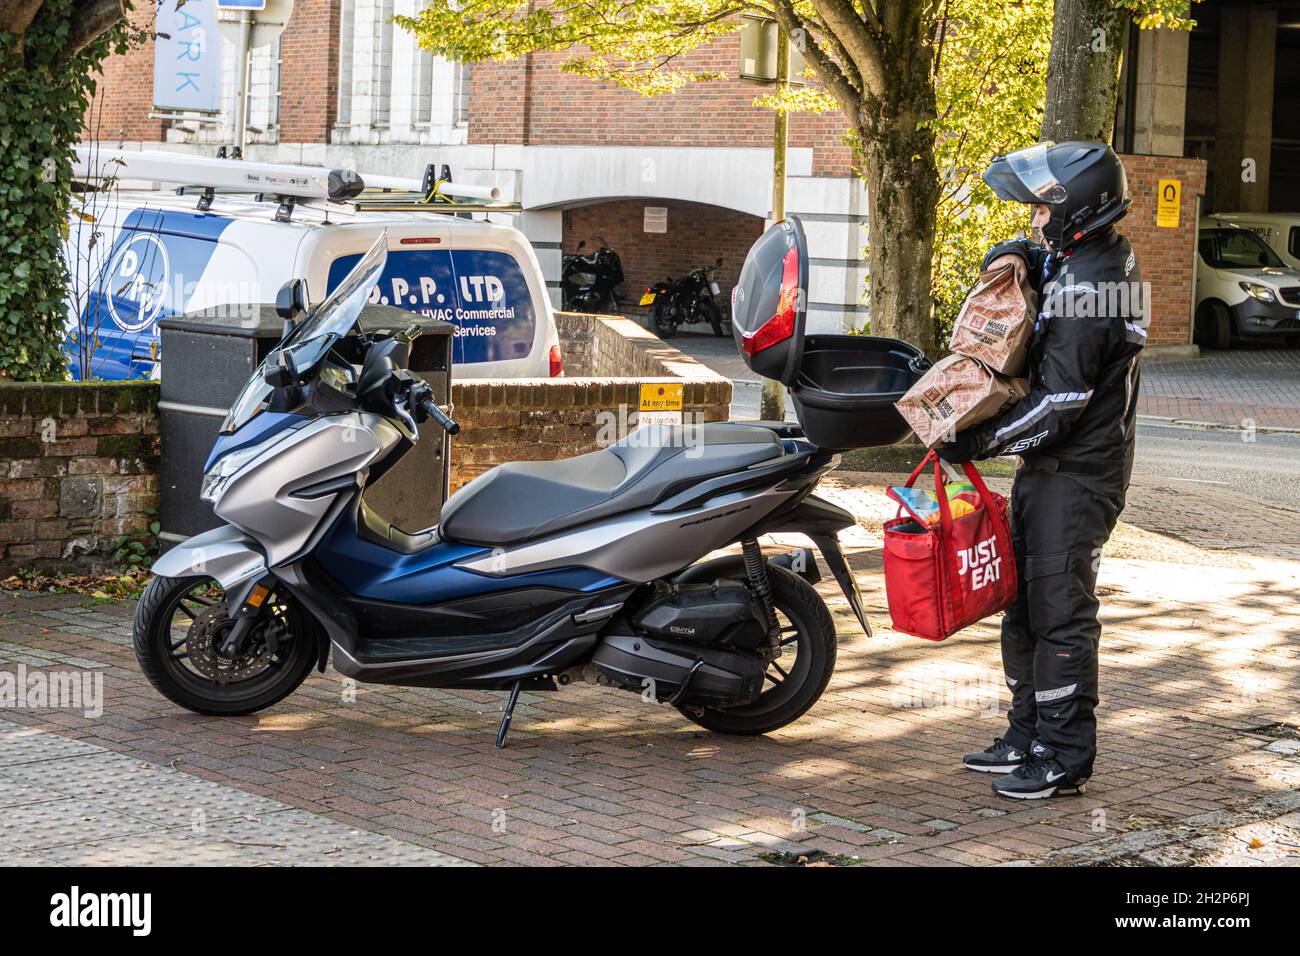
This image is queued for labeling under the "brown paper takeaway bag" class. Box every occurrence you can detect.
[949,262,1036,376]
[895,354,1030,449]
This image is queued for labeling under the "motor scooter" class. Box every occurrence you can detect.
[137,222,927,746]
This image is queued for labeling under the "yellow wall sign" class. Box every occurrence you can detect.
[1157,179,1181,228]
[639,383,684,412]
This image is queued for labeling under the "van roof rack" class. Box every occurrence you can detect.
[72,147,520,220]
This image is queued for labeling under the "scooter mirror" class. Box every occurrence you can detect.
[263,348,299,388]
[576,240,586,252]
[275,278,310,335]
[716,257,724,267]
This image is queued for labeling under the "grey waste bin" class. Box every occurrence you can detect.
[158,303,454,546]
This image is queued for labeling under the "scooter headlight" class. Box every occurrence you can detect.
[200,432,293,504]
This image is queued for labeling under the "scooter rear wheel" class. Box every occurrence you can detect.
[681,565,837,735]
[133,574,318,716]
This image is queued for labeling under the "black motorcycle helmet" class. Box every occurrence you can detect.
[982,141,1130,250]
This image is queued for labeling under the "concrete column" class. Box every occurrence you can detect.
[518,209,565,307]
[1214,6,1277,212]
[1129,27,1189,156]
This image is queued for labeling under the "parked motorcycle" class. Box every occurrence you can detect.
[135,223,926,747]
[642,257,725,339]
[560,239,624,314]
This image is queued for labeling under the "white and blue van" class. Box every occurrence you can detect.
[63,153,562,381]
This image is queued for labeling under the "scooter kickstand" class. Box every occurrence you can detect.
[496,681,523,749]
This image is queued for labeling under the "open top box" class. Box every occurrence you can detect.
[730,217,931,450]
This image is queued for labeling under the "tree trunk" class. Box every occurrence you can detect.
[1040,0,1130,143]
[856,42,941,358]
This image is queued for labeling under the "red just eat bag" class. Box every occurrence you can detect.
[883,451,1016,641]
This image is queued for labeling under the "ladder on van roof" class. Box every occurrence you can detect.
[72,146,522,221]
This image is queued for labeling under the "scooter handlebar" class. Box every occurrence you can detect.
[420,397,460,435]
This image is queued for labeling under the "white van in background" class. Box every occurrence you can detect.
[1205,212,1300,271]
[63,150,562,381]
[1194,217,1300,349]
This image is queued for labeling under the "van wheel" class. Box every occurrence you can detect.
[1194,302,1232,350]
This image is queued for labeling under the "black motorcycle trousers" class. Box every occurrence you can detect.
[999,467,1122,779]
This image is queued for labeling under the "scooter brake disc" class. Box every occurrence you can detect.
[187,603,277,683]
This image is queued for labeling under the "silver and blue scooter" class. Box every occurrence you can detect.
[134,220,929,745]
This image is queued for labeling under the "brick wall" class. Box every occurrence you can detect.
[1118,153,1208,348]
[278,0,342,143]
[555,311,731,378]
[448,376,731,492]
[0,327,729,567]
[449,311,734,490]
[84,1,343,144]
[84,4,166,142]
[564,200,765,314]
[0,383,160,574]
[468,34,854,175]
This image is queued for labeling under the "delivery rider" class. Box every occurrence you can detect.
[941,142,1145,799]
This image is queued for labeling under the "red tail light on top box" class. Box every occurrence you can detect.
[740,245,800,356]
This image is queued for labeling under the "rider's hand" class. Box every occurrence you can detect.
[988,253,1028,285]
[937,430,979,465]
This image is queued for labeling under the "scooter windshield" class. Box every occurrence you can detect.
[222,234,389,434]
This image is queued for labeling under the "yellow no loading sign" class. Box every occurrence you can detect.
[639,383,684,412]
[1157,179,1181,228]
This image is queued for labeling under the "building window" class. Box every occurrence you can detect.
[370,0,396,126]
[452,61,468,126]
[337,0,356,125]
[413,44,434,127]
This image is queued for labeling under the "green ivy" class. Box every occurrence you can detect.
[112,506,161,569]
[0,2,138,382]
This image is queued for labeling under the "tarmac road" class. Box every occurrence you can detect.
[1132,421,1300,512]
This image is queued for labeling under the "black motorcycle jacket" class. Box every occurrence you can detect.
[951,227,1146,499]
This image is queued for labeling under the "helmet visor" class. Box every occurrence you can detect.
[983,142,1067,204]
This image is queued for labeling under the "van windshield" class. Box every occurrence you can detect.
[221,234,388,433]
[1199,228,1284,270]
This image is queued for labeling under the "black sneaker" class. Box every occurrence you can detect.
[991,742,1088,799]
[963,737,1028,774]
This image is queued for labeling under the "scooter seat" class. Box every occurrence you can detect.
[439,423,784,547]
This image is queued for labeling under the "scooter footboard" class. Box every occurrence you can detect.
[152,525,268,590]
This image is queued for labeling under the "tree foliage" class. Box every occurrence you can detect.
[927,0,1053,341]
[408,0,1206,355]
[0,0,134,381]
[404,1,951,354]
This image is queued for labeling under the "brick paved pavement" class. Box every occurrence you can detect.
[2,473,1299,866]
[1140,348,1300,430]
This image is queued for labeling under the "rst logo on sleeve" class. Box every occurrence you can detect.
[327,249,536,367]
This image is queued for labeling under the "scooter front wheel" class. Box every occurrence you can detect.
[133,574,318,716]
[682,565,837,736]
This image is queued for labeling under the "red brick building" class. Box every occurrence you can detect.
[88,1,1293,352]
